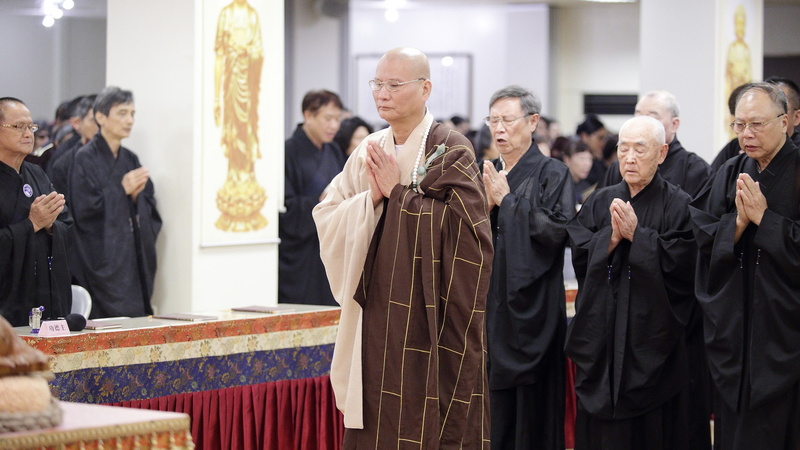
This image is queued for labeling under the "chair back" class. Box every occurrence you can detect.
[70,285,92,318]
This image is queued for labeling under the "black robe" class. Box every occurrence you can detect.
[566,174,695,447]
[600,138,711,199]
[279,125,346,306]
[0,161,72,326]
[70,135,161,318]
[485,144,573,449]
[690,138,800,447]
[599,137,713,449]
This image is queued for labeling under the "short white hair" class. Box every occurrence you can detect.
[619,115,666,146]
[640,90,680,118]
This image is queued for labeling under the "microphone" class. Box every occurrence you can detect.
[65,313,87,332]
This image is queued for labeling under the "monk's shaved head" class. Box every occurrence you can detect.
[381,47,430,80]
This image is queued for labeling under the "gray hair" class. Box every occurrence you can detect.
[641,90,680,118]
[736,82,788,115]
[489,85,541,116]
[619,115,666,146]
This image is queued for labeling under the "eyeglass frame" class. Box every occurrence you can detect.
[368,78,427,93]
[484,113,532,128]
[0,123,39,133]
[729,114,785,134]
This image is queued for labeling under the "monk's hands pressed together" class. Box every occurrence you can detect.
[122,167,150,202]
[29,191,65,233]
[609,198,637,253]
[483,161,510,210]
[366,140,400,207]
[736,173,767,226]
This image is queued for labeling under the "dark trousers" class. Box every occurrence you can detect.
[714,381,800,450]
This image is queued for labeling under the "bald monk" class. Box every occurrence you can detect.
[314,47,493,448]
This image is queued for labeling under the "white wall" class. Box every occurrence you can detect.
[349,3,550,131]
[640,0,722,161]
[288,0,343,129]
[0,15,106,121]
[551,3,640,136]
[107,0,282,313]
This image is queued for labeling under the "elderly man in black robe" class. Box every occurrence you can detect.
[0,97,72,326]
[70,87,161,318]
[566,115,696,449]
[482,85,573,450]
[691,82,800,448]
[599,89,713,449]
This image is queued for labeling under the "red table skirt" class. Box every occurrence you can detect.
[109,375,343,450]
[109,368,577,450]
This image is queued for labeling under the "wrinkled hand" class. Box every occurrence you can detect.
[736,173,767,226]
[483,161,510,210]
[29,191,65,233]
[122,167,150,202]
[366,140,400,207]
[610,198,637,246]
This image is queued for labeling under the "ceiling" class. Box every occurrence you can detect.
[1,0,797,20]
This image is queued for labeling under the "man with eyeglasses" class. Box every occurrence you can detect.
[69,87,162,319]
[313,47,492,448]
[598,89,713,450]
[567,115,697,448]
[690,82,800,448]
[711,77,800,174]
[481,85,573,450]
[0,97,73,327]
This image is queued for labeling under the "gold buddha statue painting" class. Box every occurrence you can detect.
[213,0,268,232]
[724,4,753,138]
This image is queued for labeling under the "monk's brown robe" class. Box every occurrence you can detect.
[346,124,493,449]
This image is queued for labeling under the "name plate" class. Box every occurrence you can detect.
[38,319,71,336]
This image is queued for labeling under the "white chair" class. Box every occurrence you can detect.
[70,285,92,318]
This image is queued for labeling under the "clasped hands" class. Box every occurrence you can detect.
[482,161,510,210]
[29,191,65,233]
[735,173,767,228]
[122,167,150,202]
[609,198,637,253]
[366,140,400,207]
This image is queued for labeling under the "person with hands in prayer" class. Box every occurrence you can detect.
[0,97,72,326]
[313,47,493,449]
[566,115,696,449]
[481,85,573,450]
[690,82,800,449]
